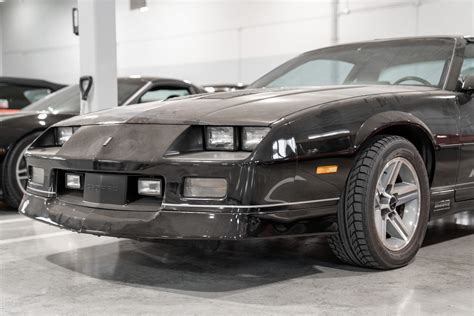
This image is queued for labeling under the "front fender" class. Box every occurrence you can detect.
[354,111,436,150]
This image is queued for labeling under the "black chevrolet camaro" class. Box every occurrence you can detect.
[0,77,204,208]
[20,36,474,269]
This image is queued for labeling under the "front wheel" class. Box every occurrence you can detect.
[328,135,430,269]
[2,132,41,209]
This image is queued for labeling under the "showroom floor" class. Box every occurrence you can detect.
[0,201,472,315]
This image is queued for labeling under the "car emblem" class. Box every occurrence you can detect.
[103,137,113,147]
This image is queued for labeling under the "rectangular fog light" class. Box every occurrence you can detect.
[65,173,82,189]
[183,178,227,198]
[30,167,45,185]
[138,179,162,197]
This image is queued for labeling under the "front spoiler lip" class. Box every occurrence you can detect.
[19,193,338,240]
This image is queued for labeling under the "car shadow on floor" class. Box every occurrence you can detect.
[46,236,371,293]
[45,211,473,293]
[0,200,14,213]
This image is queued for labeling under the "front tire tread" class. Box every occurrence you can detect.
[328,136,417,269]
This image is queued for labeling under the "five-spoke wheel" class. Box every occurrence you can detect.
[15,147,29,196]
[328,135,430,269]
[374,158,421,251]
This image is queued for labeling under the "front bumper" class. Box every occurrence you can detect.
[21,123,343,240]
[20,192,338,240]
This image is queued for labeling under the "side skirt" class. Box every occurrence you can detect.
[430,186,474,220]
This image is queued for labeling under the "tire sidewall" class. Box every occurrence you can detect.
[363,138,430,268]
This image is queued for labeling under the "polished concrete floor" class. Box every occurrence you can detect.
[0,200,473,315]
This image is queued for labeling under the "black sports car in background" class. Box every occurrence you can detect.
[0,77,65,113]
[21,36,474,269]
[0,77,205,208]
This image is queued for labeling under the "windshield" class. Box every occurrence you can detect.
[22,85,80,114]
[251,39,455,89]
[22,80,145,114]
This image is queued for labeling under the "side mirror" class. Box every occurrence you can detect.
[461,75,474,93]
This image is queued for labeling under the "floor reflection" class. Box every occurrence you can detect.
[46,236,367,293]
[423,211,474,247]
[44,211,473,293]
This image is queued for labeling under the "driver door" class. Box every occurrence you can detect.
[455,43,474,202]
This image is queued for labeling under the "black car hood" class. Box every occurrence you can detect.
[0,111,38,122]
[0,111,74,148]
[56,85,436,127]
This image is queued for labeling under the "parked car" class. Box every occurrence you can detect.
[0,77,65,113]
[20,36,474,269]
[0,76,205,208]
[203,83,247,93]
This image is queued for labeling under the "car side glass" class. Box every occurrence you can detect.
[24,89,51,103]
[460,43,474,80]
[139,88,190,103]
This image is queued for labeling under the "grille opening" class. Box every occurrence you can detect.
[55,170,164,210]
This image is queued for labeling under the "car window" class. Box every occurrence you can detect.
[139,87,190,103]
[0,84,52,109]
[117,81,146,105]
[378,60,445,86]
[24,88,51,103]
[251,39,455,89]
[21,81,148,114]
[461,44,474,78]
[22,85,80,114]
[266,59,354,87]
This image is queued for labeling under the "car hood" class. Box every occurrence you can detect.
[56,85,436,127]
[0,111,36,120]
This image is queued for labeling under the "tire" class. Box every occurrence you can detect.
[328,135,430,269]
[2,132,41,209]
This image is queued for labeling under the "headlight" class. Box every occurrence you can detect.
[205,127,236,151]
[242,127,270,151]
[55,127,79,146]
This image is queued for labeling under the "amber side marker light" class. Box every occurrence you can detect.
[316,165,338,175]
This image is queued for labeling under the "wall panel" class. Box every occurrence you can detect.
[1,0,472,85]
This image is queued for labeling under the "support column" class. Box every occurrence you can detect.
[0,5,3,76]
[78,0,117,114]
[330,0,339,46]
[330,0,339,84]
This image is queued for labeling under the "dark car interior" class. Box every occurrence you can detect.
[0,78,65,111]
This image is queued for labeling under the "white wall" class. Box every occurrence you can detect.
[1,0,473,85]
[1,0,79,83]
[0,5,3,76]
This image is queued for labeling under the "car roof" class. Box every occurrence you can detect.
[204,83,247,88]
[302,35,468,56]
[117,76,194,85]
[0,77,66,91]
[465,35,474,42]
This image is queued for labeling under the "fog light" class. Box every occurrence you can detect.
[65,173,82,189]
[138,179,162,196]
[183,178,227,198]
[30,167,45,185]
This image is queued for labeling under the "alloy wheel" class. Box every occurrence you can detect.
[15,147,29,195]
[374,157,421,251]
